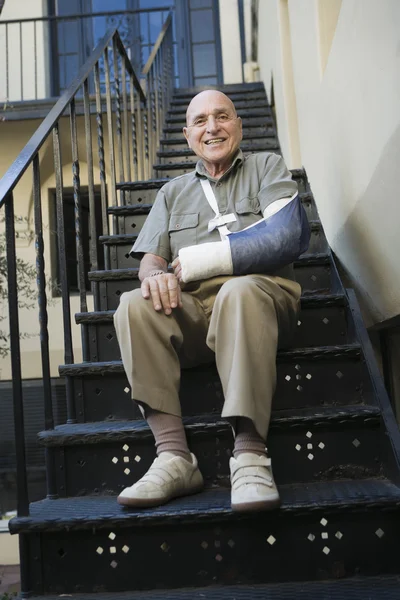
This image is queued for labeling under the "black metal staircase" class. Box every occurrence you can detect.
[4,81,400,598]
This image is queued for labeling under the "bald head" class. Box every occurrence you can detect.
[185,90,237,126]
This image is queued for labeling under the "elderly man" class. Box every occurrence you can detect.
[114,90,309,512]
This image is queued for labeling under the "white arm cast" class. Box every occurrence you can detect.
[179,239,233,283]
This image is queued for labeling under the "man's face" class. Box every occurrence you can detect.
[183,91,242,174]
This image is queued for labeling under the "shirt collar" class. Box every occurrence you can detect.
[195,149,244,180]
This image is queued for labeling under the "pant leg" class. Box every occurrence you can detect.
[206,275,301,439]
[113,288,213,417]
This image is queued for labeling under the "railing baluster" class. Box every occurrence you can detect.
[104,45,117,209]
[83,79,99,273]
[130,77,138,182]
[121,60,131,185]
[69,98,88,315]
[33,155,58,499]
[94,61,109,239]
[112,37,125,204]
[5,193,29,517]
[137,94,145,181]
[53,124,76,424]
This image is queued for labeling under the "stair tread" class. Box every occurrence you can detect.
[161,132,278,144]
[88,252,330,281]
[75,293,347,323]
[38,405,380,446]
[116,169,307,190]
[98,223,322,244]
[9,478,400,534]
[58,344,362,376]
[19,575,400,599]
[157,143,279,157]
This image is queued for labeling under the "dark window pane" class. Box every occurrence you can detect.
[192,43,216,77]
[139,0,173,6]
[190,0,212,8]
[149,11,163,43]
[194,76,217,85]
[190,9,214,43]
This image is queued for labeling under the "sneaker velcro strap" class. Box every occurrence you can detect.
[233,474,273,488]
[231,466,273,487]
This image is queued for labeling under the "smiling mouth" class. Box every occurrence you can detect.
[205,138,225,145]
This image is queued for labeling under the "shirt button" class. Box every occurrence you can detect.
[175,224,180,229]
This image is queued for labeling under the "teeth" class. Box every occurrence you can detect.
[206,139,224,145]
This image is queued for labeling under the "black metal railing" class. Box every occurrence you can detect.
[0,6,176,102]
[0,14,174,516]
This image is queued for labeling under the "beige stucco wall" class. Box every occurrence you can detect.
[257,0,400,326]
[218,0,243,84]
[0,0,50,102]
[0,115,114,380]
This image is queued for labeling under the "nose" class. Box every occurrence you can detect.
[206,115,219,134]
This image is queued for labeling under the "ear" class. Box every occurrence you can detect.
[183,127,191,148]
[238,117,243,141]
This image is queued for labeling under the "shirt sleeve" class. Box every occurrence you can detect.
[257,153,298,213]
[130,189,171,262]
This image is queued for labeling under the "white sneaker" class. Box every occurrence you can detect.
[117,452,204,508]
[230,452,280,512]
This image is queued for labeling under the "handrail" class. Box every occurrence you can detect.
[0,12,175,517]
[142,12,173,76]
[0,28,145,209]
[0,7,174,25]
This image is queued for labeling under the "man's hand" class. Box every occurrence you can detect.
[141,272,183,315]
[171,257,182,282]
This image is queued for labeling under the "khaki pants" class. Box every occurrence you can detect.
[113,274,301,439]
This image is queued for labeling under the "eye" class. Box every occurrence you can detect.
[217,114,230,122]
[193,117,206,126]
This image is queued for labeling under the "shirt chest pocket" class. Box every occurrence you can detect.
[168,212,199,254]
[235,196,261,216]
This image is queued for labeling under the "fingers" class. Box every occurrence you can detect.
[141,273,182,314]
[172,257,182,282]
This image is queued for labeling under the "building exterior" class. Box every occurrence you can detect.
[0,0,399,514]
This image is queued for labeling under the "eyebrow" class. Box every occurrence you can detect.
[188,107,234,122]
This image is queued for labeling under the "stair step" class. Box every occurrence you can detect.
[173,82,265,97]
[166,109,272,123]
[107,194,318,222]
[156,142,279,160]
[75,293,351,360]
[171,90,268,106]
[56,344,375,423]
[164,122,275,135]
[87,254,339,310]
[99,221,327,258]
[24,575,400,600]
[115,168,307,191]
[10,478,400,533]
[160,132,278,147]
[76,293,347,322]
[9,479,400,593]
[36,406,384,495]
[38,406,382,447]
[169,98,270,112]
[59,346,363,376]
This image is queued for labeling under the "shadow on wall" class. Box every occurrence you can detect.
[331,124,400,327]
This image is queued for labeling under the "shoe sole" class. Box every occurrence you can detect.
[117,482,204,508]
[231,496,281,513]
